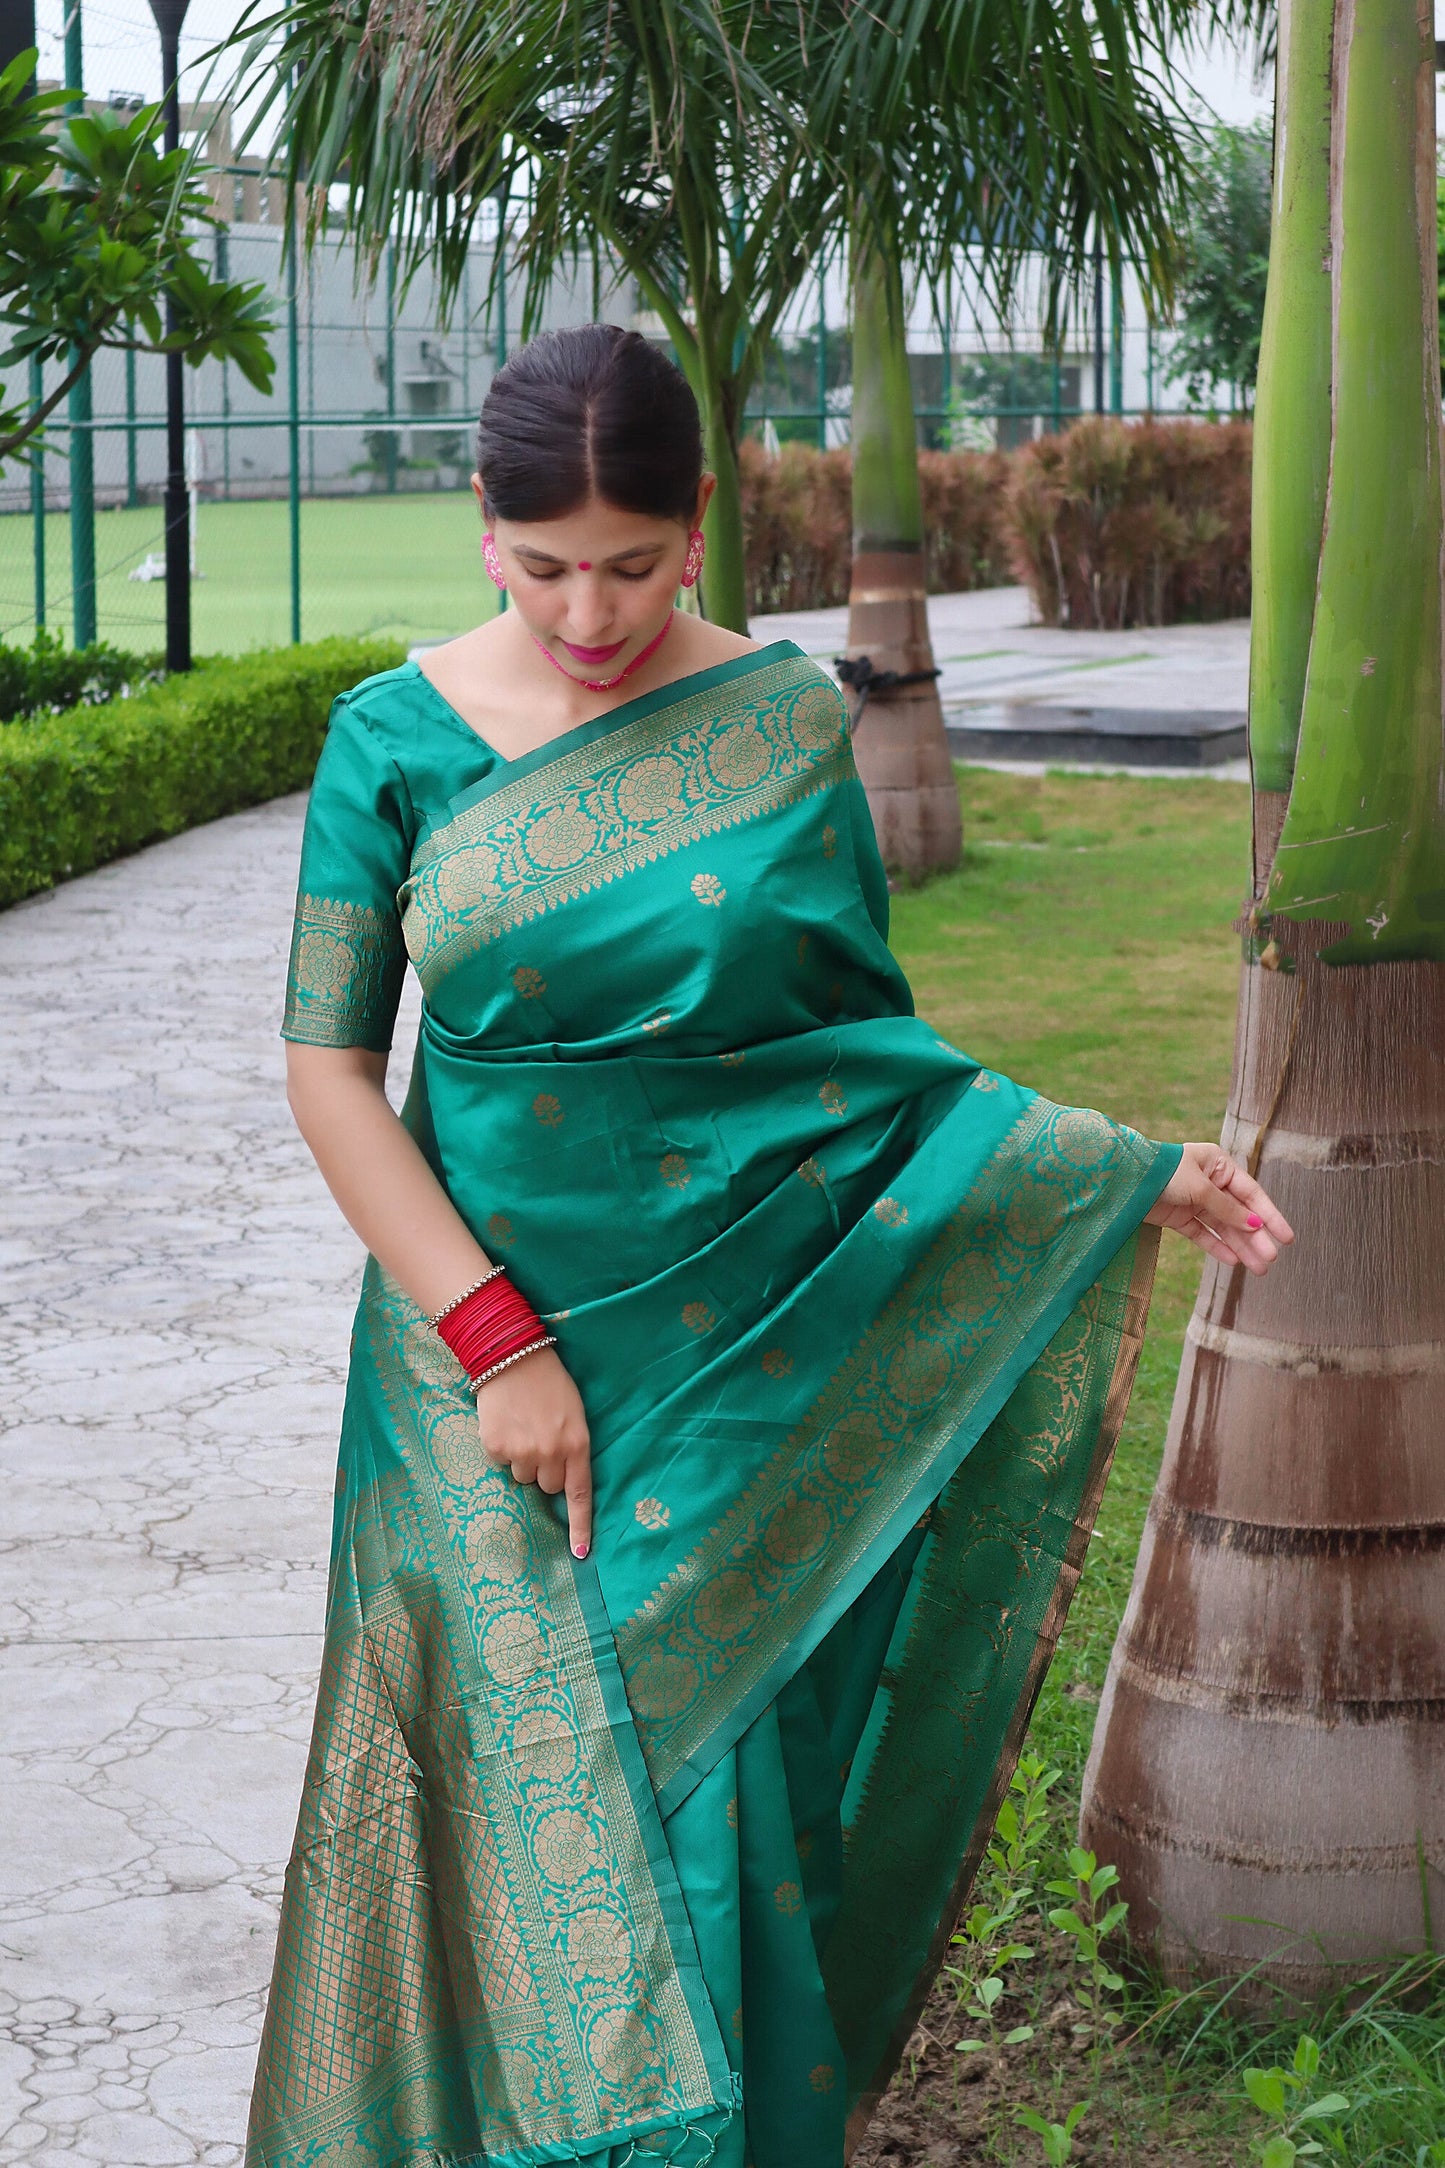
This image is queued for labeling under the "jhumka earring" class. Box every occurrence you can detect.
[482,534,507,589]
[681,529,706,589]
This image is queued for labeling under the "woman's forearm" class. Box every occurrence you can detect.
[285,1043,490,1318]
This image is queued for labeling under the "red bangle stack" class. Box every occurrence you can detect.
[434,1269,555,1391]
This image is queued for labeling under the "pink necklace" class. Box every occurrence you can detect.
[530,611,674,692]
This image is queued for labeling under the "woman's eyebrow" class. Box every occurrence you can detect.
[511,542,664,566]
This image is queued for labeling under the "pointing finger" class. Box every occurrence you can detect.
[566,1451,593,1561]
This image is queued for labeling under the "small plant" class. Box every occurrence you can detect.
[1014,2100,1089,2164]
[946,1756,1061,2059]
[1242,2034,1351,2165]
[985,1754,1062,1898]
[1044,1846,1129,2092]
[948,1901,1037,2057]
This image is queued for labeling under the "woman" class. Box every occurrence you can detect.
[251,325,1289,2168]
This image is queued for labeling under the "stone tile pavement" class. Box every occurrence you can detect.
[0,592,1252,2162]
[760,585,1250,719]
[1,799,422,2165]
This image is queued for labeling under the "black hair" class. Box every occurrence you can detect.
[475,323,703,525]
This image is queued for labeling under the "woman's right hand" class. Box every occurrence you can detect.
[474,1347,594,1558]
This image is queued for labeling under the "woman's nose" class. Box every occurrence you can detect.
[564,577,615,638]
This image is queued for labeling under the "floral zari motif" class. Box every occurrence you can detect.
[399,659,849,991]
[246,1273,730,2166]
[282,895,408,1048]
[616,1100,1155,1805]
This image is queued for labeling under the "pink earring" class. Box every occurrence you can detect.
[681,529,706,589]
[482,533,506,589]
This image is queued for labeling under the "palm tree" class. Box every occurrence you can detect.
[1080,0,1445,1992]
[819,1,1195,873]
[238,0,1194,668]
[234,0,828,632]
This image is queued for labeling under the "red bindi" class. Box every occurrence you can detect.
[577,561,592,571]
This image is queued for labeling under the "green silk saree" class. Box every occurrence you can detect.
[254,642,1177,2168]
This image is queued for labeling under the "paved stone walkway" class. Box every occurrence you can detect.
[0,800,422,2164]
[763,585,1250,717]
[0,592,1250,2163]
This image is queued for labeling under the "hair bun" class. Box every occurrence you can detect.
[476,324,703,526]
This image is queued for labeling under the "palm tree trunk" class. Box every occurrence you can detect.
[845,227,961,876]
[1079,0,1445,1994]
[699,386,749,633]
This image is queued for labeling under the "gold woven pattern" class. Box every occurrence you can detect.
[247,1268,725,2164]
[616,1100,1154,1800]
[398,658,849,992]
[282,895,408,1048]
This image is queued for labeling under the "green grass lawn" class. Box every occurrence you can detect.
[892,766,1249,1789]
[0,490,499,655]
[876,770,1445,2167]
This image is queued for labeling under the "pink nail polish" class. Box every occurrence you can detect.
[573,1542,589,1559]
[1247,1213,1263,1229]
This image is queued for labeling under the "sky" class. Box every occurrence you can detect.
[38,0,1276,141]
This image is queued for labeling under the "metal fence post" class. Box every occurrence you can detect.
[1109,258,1123,414]
[216,224,231,499]
[385,238,398,492]
[152,0,192,674]
[64,1,97,648]
[1145,319,1155,416]
[288,209,301,642]
[29,355,44,629]
[1092,224,1105,416]
[495,200,507,611]
[124,348,138,507]
[816,267,827,449]
[462,254,472,421]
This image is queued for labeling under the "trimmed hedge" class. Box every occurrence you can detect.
[740,438,1012,614]
[0,637,404,909]
[1005,417,1252,629]
[0,628,165,724]
[738,422,1253,623]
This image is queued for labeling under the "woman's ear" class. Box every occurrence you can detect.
[694,472,718,525]
[470,472,487,514]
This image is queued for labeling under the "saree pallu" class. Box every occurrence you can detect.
[255,643,1177,2168]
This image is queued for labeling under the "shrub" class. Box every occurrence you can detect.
[0,626,164,723]
[741,440,854,613]
[0,636,403,909]
[1006,416,1252,629]
[740,437,1012,614]
[918,447,1014,594]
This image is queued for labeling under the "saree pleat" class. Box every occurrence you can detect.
[252,646,1177,2168]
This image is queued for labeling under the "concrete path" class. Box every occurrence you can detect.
[0,801,423,2165]
[760,586,1250,719]
[0,592,1251,2163]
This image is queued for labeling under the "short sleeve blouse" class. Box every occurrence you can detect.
[280,696,415,1052]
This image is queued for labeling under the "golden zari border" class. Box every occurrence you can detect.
[282,894,407,1048]
[399,656,849,993]
[837,1227,1162,2154]
[248,1266,727,2165]
[615,1099,1157,1803]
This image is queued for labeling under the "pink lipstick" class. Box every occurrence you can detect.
[560,637,627,664]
